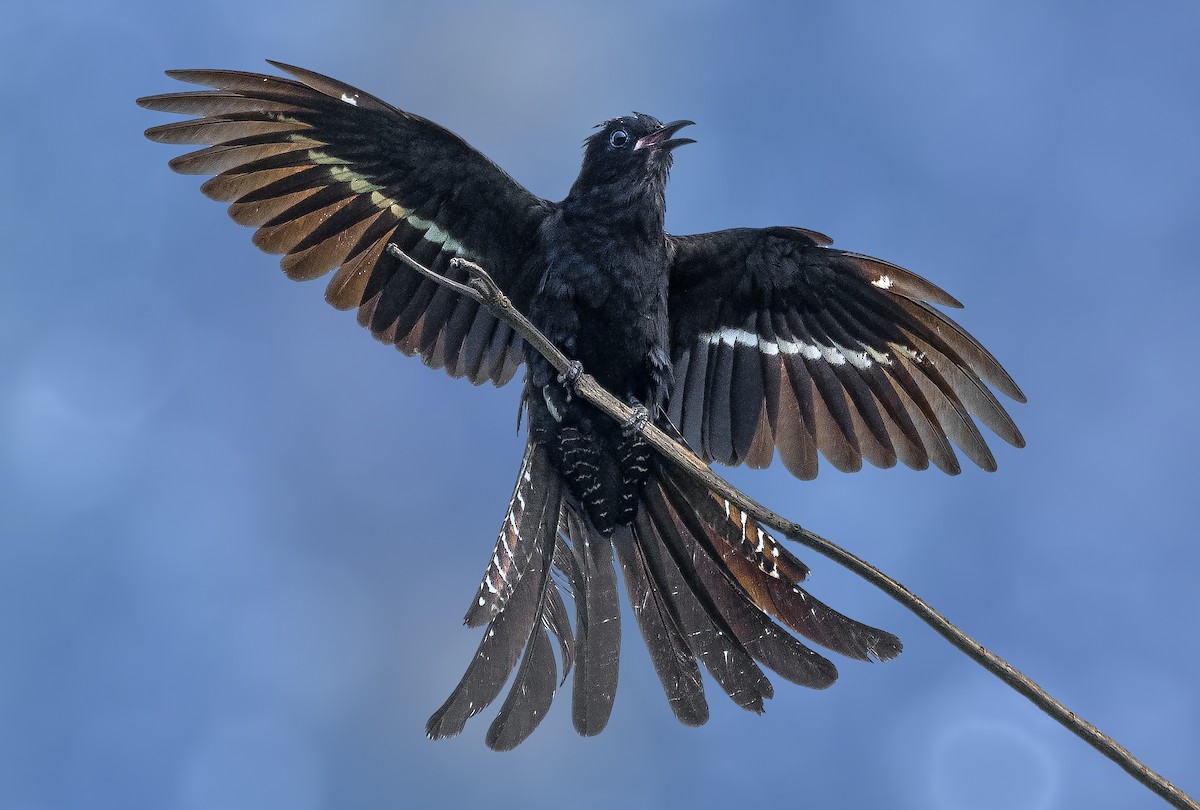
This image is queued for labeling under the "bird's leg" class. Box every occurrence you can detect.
[622,398,651,436]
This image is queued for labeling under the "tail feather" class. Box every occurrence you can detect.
[643,477,841,689]
[564,509,622,737]
[427,445,566,747]
[484,615,559,751]
[541,553,576,682]
[628,509,775,713]
[612,522,709,726]
[464,441,559,627]
[658,466,903,664]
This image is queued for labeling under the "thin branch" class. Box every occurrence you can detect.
[387,244,1198,810]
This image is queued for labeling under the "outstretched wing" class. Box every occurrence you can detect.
[665,227,1025,478]
[139,61,552,386]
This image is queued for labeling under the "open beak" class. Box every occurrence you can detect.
[635,119,696,151]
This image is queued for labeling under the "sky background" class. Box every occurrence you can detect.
[3,2,1199,809]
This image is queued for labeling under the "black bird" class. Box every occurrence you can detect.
[139,62,1025,750]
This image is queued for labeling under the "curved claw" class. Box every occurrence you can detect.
[622,402,651,435]
[557,360,584,389]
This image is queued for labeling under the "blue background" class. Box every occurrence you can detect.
[3,2,1198,809]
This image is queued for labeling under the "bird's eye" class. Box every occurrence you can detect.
[609,129,629,148]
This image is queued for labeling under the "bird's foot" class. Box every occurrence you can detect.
[622,401,651,435]
[557,360,584,402]
[557,360,584,388]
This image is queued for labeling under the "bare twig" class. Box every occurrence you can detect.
[387,244,1198,810]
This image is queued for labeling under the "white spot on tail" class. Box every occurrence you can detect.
[872,274,893,289]
[340,92,359,106]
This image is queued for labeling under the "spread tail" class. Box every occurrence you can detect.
[428,440,901,750]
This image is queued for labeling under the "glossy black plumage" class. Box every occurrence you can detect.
[140,62,1024,749]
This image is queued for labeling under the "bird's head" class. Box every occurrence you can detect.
[572,114,695,197]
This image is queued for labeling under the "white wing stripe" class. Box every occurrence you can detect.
[699,327,889,370]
